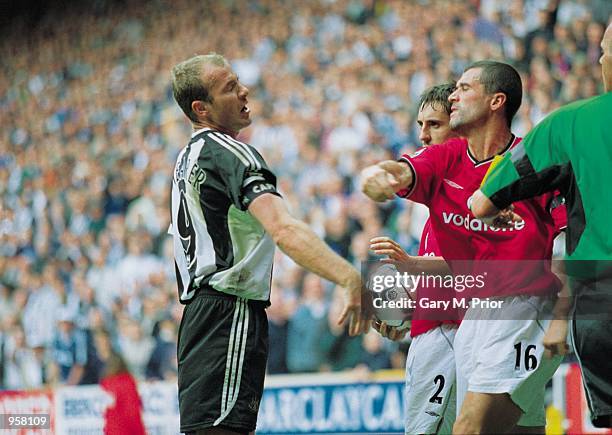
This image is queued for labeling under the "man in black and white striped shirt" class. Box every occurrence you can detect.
[170,53,367,435]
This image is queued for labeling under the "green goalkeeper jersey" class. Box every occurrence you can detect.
[480,92,612,270]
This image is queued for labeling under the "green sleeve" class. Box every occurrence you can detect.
[481,108,570,209]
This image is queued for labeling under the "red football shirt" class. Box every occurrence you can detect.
[410,218,461,338]
[399,136,565,299]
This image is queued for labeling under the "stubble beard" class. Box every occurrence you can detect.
[449,113,466,134]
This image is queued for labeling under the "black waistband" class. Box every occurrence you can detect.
[193,285,270,308]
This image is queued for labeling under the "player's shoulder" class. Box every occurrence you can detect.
[408,137,466,159]
[565,93,611,110]
[199,129,264,169]
[545,94,609,123]
[431,136,467,159]
[441,136,468,151]
[571,93,612,120]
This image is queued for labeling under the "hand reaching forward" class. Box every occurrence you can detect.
[360,161,412,202]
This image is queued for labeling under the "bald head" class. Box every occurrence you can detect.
[602,23,612,92]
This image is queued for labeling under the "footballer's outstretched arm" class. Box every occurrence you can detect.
[470,189,523,228]
[370,236,451,275]
[248,193,369,336]
[361,161,414,202]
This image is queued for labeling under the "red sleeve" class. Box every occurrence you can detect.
[396,142,450,206]
[549,193,567,233]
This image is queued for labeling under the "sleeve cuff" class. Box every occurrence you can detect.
[396,157,417,198]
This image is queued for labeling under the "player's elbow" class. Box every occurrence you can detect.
[470,190,498,218]
[268,216,302,248]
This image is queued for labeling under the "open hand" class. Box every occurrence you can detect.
[338,280,371,336]
[370,236,411,263]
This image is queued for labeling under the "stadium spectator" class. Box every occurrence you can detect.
[2,324,44,390]
[266,281,295,375]
[49,310,88,385]
[286,274,330,373]
[145,318,178,381]
[358,330,392,372]
[319,285,365,371]
[116,317,154,379]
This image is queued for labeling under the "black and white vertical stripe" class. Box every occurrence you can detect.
[214,298,250,425]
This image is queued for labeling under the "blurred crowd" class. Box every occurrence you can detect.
[0,0,609,389]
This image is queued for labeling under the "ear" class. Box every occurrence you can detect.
[191,100,208,119]
[490,92,507,113]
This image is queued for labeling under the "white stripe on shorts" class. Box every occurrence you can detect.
[214,298,250,426]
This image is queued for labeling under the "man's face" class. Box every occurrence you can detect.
[600,24,612,92]
[448,68,491,133]
[202,65,251,135]
[417,102,454,146]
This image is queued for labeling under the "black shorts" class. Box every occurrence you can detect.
[572,275,612,427]
[177,289,269,433]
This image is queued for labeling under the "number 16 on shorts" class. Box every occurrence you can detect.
[514,341,538,371]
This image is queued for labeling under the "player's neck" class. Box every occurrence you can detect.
[466,121,513,162]
[192,120,238,138]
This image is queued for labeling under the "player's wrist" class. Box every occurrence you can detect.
[343,270,362,291]
[394,163,412,190]
[468,194,500,226]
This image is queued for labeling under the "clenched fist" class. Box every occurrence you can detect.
[360,160,412,202]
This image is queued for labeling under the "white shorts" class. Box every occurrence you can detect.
[405,324,457,434]
[454,295,563,427]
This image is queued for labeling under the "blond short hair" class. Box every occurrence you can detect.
[171,53,229,122]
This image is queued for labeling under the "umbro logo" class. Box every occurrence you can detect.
[443,179,464,189]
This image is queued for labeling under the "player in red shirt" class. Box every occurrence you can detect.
[361,61,566,434]
[370,83,461,434]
